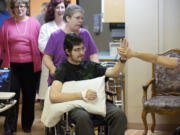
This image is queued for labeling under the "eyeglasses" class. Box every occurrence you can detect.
[72,16,84,21]
[72,47,86,53]
[14,5,26,9]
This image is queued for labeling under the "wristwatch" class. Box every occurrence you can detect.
[119,57,127,63]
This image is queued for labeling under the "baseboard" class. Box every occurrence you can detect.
[128,123,179,131]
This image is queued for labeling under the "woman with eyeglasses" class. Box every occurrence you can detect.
[38,0,67,107]
[43,4,99,87]
[0,0,41,134]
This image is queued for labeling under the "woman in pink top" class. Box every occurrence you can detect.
[0,0,41,134]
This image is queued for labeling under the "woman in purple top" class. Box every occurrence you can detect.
[43,4,99,86]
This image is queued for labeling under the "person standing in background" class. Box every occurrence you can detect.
[33,2,48,25]
[43,4,99,87]
[38,0,66,108]
[0,0,11,66]
[0,0,11,28]
[0,0,41,134]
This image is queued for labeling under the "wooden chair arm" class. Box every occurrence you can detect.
[142,78,155,91]
[142,78,155,104]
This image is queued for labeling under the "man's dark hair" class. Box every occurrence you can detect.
[64,33,84,56]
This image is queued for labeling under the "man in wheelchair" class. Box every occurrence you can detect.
[49,33,127,135]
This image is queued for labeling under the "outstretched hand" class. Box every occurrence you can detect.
[117,38,133,59]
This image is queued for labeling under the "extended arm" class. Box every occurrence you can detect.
[118,45,178,68]
[131,51,178,68]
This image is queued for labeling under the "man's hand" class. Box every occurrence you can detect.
[86,89,97,100]
[82,89,97,101]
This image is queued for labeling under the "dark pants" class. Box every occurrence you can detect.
[69,101,127,135]
[4,63,40,132]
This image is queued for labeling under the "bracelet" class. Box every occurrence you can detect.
[119,57,127,63]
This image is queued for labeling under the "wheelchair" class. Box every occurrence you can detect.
[45,112,108,135]
[45,61,124,135]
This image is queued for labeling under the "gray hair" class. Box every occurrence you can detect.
[63,4,84,22]
[40,2,48,12]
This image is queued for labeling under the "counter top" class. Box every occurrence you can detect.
[98,51,120,60]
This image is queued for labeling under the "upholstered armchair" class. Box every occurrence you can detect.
[142,49,180,135]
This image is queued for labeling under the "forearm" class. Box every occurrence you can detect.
[49,81,83,103]
[156,56,178,68]
[50,92,82,103]
[133,51,178,68]
[43,54,56,71]
[105,61,125,78]
[133,51,158,64]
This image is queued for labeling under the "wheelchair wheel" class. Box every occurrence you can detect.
[45,127,55,135]
[45,126,65,135]
[55,123,65,135]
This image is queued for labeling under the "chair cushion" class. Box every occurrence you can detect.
[41,76,106,127]
[144,96,180,111]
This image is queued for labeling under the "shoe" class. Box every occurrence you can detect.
[4,130,13,135]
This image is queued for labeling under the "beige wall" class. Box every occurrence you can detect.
[125,0,180,129]
[30,0,49,16]
[30,0,77,16]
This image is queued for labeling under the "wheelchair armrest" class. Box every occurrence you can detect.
[105,90,117,95]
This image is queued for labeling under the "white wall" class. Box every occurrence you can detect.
[125,0,180,127]
[159,0,180,52]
